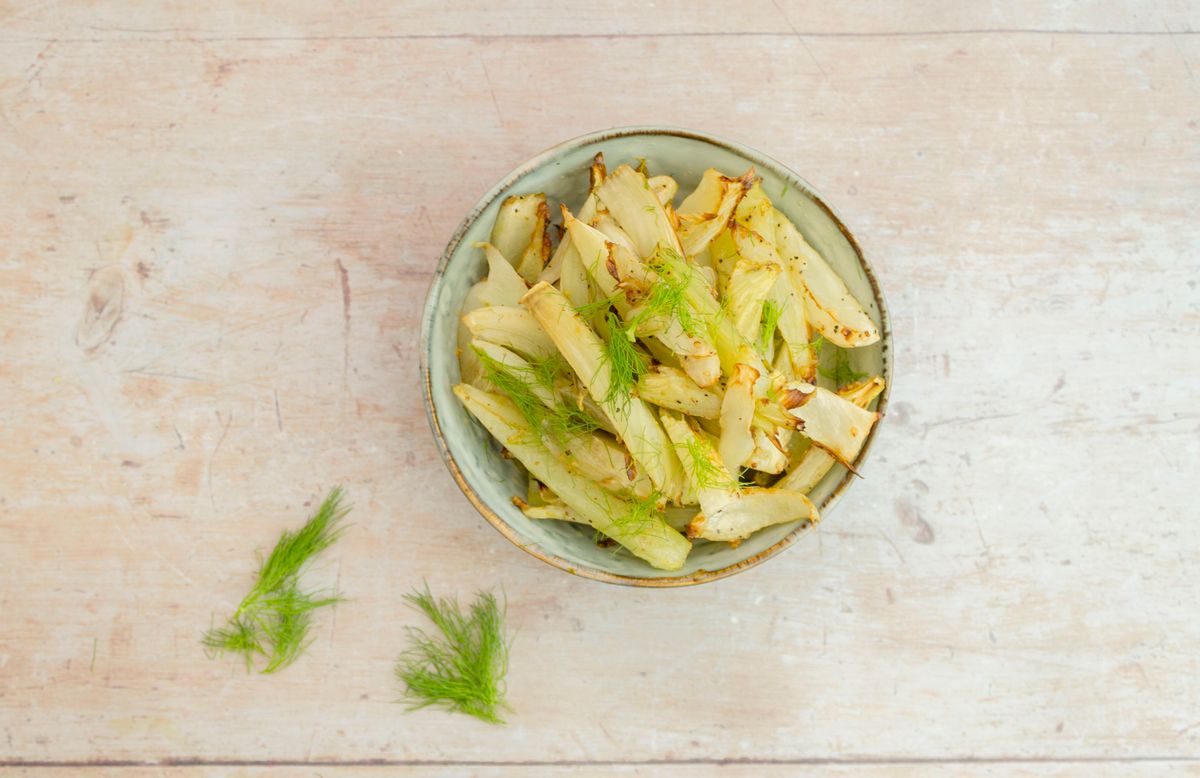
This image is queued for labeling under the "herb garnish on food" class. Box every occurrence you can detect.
[203,487,348,673]
[643,246,703,338]
[455,159,883,563]
[476,349,599,445]
[759,299,783,354]
[820,348,868,389]
[600,310,649,407]
[596,489,665,544]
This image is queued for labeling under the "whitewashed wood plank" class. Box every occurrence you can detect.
[5,762,1200,777]
[0,24,1197,767]
[1,0,1199,41]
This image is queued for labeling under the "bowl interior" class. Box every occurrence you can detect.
[422,128,889,584]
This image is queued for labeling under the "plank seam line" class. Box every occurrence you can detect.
[4,756,1200,768]
[0,28,1198,45]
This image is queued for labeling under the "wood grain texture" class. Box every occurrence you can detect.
[1,1,1198,773]
[5,764,1200,778]
[2,0,1198,39]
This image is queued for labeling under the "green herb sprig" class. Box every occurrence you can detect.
[574,293,621,320]
[396,586,510,725]
[591,488,667,549]
[600,310,649,408]
[528,353,569,391]
[203,487,348,674]
[605,489,664,541]
[640,247,702,338]
[820,348,868,389]
[477,349,600,444]
[759,299,783,355]
[681,438,747,491]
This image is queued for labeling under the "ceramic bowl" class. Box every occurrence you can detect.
[420,126,891,586]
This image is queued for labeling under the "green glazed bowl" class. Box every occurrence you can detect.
[420,126,891,587]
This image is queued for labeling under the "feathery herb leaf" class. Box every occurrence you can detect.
[607,489,664,541]
[599,310,648,408]
[396,586,510,725]
[477,349,600,444]
[759,299,783,355]
[203,487,348,674]
[637,246,702,338]
[528,353,571,393]
[573,293,621,320]
[681,438,747,491]
[592,489,665,546]
[820,348,868,389]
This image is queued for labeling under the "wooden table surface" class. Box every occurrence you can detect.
[2,2,1198,775]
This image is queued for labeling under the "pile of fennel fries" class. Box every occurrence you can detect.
[454,155,884,571]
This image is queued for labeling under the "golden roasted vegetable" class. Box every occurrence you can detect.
[542,154,606,285]
[566,214,720,388]
[747,427,788,474]
[596,164,682,258]
[648,174,678,205]
[774,210,880,347]
[475,242,529,307]
[455,154,882,567]
[545,429,654,500]
[686,487,818,543]
[718,362,758,472]
[649,245,765,379]
[462,306,556,361]
[678,169,755,257]
[771,269,818,382]
[637,365,723,419]
[455,384,690,570]
[838,375,887,407]
[784,383,881,467]
[457,282,488,386]
[776,376,885,493]
[661,412,817,542]
[515,499,575,521]
[490,193,550,284]
[521,281,685,502]
[517,200,551,283]
[727,258,782,344]
[733,181,776,240]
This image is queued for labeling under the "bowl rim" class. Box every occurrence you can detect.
[419,124,892,587]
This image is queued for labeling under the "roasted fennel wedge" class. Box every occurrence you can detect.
[453,153,883,569]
